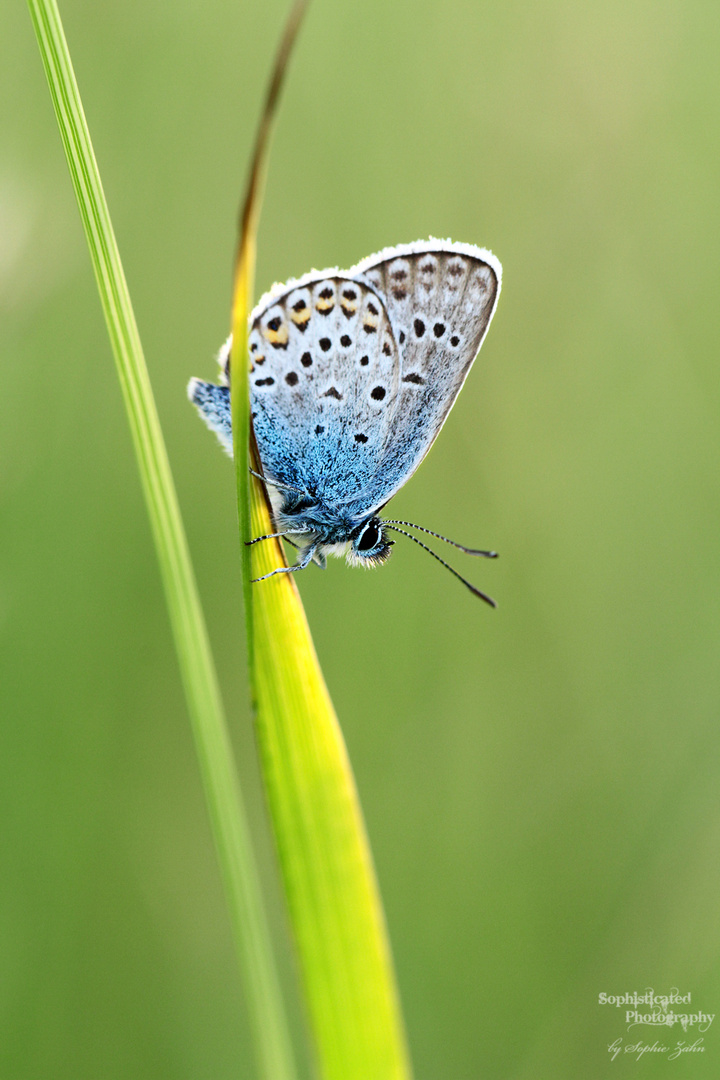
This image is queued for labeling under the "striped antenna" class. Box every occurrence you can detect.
[383,520,497,558]
[384,526,497,607]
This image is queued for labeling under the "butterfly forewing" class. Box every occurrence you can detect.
[248,274,401,508]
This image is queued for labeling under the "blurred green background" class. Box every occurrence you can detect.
[2,0,719,1077]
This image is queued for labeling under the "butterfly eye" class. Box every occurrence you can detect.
[351,520,394,567]
[357,521,381,552]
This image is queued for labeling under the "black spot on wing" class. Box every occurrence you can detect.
[340,287,358,318]
[315,285,335,315]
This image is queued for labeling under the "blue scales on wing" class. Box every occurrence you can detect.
[244,274,402,516]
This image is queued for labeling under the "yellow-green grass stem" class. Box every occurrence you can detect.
[247,494,413,1080]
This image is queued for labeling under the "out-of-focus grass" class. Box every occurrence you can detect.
[26,1,296,1078]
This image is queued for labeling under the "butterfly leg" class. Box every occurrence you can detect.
[245,531,287,546]
[246,527,309,546]
[250,543,319,583]
[249,468,306,495]
[253,534,306,556]
[247,533,324,566]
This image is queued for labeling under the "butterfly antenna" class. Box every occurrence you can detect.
[384,526,497,607]
[383,520,497,558]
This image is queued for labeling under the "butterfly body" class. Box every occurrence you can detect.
[189,239,501,593]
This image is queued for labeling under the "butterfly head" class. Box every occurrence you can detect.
[348,517,394,567]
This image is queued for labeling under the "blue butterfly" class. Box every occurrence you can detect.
[189,239,501,603]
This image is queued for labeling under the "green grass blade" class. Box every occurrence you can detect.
[27,3,297,1078]
[249,504,414,1080]
[230,4,413,1077]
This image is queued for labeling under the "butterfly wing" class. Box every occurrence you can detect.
[191,240,500,526]
[342,240,501,516]
[247,271,401,511]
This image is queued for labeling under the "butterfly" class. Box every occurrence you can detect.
[188,239,502,603]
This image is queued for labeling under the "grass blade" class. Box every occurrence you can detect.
[230,4,413,1077]
[27,2,297,1078]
